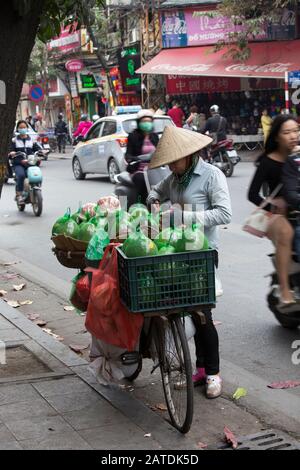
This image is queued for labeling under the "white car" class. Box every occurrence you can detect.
[72,111,175,183]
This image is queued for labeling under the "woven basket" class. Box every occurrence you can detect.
[52,248,87,270]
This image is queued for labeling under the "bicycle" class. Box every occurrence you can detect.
[117,246,216,434]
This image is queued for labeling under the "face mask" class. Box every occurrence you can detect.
[18,129,28,135]
[139,122,153,133]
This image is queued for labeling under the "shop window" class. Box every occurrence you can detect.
[101,121,117,137]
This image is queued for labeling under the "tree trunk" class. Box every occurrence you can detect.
[0,2,44,198]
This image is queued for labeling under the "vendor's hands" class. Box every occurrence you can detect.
[271,197,287,216]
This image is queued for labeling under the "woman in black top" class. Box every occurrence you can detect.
[248,115,300,307]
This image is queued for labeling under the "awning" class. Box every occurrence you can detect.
[137,40,300,79]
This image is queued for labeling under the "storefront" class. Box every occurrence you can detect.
[137,4,300,141]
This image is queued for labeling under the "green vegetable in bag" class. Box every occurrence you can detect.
[86,229,110,261]
[77,222,97,242]
[52,208,71,236]
[122,231,158,258]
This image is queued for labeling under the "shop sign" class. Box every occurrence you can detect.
[66,60,84,72]
[48,24,80,53]
[166,75,241,94]
[69,73,79,98]
[64,94,72,121]
[160,7,296,48]
[80,74,98,90]
[118,45,141,92]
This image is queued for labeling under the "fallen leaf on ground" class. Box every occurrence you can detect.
[232,387,247,400]
[0,290,8,297]
[20,300,33,306]
[7,300,20,308]
[268,381,300,389]
[197,442,208,449]
[34,320,47,327]
[42,328,64,341]
[144,433,152,438]
[13,283,26,291]
[213,321,222,326]
[27,314,40,321]
[2,274,19,280]
[64,306,75,312]
[154,403,168,411]
[2,262,18,267]
[69,344,89,353]
[224,427,238,449]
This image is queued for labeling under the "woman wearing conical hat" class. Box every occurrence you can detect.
[147,126,232,399]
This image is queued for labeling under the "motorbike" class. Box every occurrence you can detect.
[114,154,171,209]
[4,158,15,184]
[15,151,47,217]
[207,139,240,178]
[37,134,51,158]
[267,251,300,329]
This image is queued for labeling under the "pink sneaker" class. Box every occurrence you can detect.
[192,367,207,386]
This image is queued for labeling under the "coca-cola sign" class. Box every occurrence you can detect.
[65,60,84,72]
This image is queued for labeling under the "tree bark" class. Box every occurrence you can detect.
[0,2,44,198]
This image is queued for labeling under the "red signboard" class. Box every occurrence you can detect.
[166,75,241,94]
[48,24,80,53]
[65,60,84,72]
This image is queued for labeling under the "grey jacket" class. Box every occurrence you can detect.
[147,159,232,250]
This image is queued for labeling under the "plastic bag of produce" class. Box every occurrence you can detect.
[70,272,90,313]
[86,243,144,351]
[97,196,121,215]
[52,208,71,236]
[86,229,110,261]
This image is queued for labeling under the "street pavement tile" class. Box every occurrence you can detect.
[0,383,41,406]
[44,391,103,413]
[32,376,91,397]
[20,431,92,450]
[0,423,16,443]
[5,415,74,441]
[62,402,131,431]
[79,425,161,450]
[0,397,57,421]
[0,441,23,450]
[0,329,28,342]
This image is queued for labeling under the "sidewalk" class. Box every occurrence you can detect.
[1,259,299,450]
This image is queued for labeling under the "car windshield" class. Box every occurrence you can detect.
[122,118,173,135]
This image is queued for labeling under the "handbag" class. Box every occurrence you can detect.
[243,184,283,238]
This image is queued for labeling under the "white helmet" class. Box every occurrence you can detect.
[137,109,154,121]
[92,114,100,122]
[210,105,220,114]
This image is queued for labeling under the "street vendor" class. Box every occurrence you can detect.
[147,126,232,399]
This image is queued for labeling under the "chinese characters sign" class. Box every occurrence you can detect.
[166,75,241,94]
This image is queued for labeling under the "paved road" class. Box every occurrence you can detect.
[1,156,300,435]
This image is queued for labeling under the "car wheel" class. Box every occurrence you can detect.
[73,157,86,180]
[108,159,120,184]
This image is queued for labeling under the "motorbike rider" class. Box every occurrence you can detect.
[73,114,93,141]
[9,120,43,202]
[55,113,68,154]
[204,105,228,143]
[248,114,300,309]
[147,126,232,399]
[125,109,159,204]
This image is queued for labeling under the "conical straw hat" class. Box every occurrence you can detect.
[149,126,213,169]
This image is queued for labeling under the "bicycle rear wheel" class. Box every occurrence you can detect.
[154,315,193,434]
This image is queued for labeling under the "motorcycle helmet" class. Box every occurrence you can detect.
[80,114,88,121]
[209,105,219,114]
[92,114,100,122]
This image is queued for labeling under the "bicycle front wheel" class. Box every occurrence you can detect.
[154,315,193,434]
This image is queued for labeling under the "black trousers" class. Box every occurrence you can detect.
[192,251,220,376]
[57,134,66,152]
[132,172,148,205]
[192,308,220,375]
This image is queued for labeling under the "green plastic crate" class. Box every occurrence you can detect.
[116,246,216,313]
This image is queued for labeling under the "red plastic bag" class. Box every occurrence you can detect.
[76,274,91,305]
[85,244,144,351]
